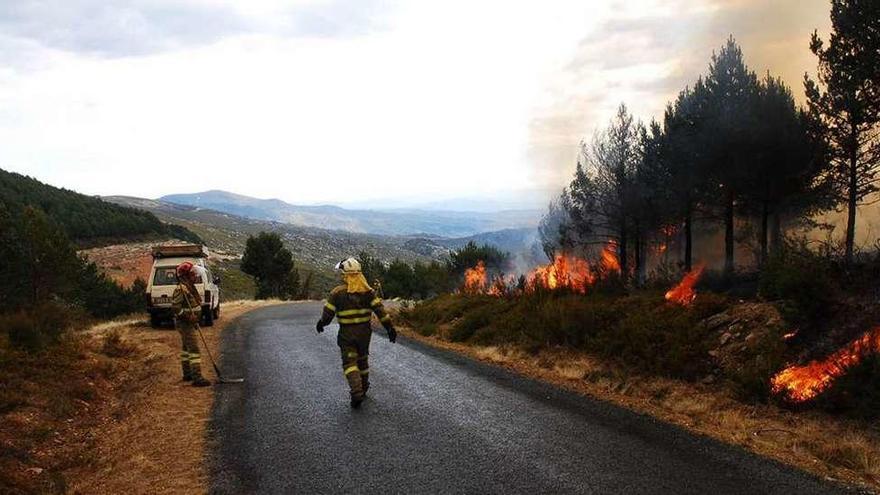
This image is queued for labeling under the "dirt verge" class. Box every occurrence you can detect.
[0,300,279,495]
[68,300,282,495]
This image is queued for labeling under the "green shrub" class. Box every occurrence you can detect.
[0,302,75,352]
[814,354,880,420]
[592,299,711,379]
[405,292,723,381]
[759,244,837,324]
[729,327,788,401]
[450,304,496,341]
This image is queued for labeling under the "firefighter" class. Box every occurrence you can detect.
[172,262,211,387]
[316,257,397,408]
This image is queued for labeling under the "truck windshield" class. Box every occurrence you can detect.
[153,266,203,286]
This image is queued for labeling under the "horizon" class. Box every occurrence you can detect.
[1,1,830,207]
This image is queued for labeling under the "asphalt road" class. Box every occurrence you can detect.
[209,302,850,494]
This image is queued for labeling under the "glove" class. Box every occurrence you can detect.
[387,326,397,343]
[316,321,325,333]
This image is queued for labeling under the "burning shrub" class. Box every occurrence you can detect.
[771,326,880,404]
[665,265,705,305]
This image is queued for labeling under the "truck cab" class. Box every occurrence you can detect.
[146,244,221,328]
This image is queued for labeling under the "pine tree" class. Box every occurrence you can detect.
[703,37,760,276]
[805,0,880,264]
[241,232,296,299]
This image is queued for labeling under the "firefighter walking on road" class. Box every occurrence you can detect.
[173,262,211,387]
[316,257,397,408]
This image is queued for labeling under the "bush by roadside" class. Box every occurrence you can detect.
[401,292,727,380]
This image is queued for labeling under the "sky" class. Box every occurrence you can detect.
[0,0,831,209]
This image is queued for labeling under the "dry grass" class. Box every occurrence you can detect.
[0,300,281,495]
[398,324,880,493]
[69,299,282,495]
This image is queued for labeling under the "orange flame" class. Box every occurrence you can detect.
[488,275,514,297]
[664,264,705,306]
[529,254,595,293]
[600,241,621,274]
[462,241,618,296]
[771,327,880,403]
[462,260,487,295]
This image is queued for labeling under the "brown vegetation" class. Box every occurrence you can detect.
[79,241,163,288]
[0,300,278,494]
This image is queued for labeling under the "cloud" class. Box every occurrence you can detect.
[0,1,833,208]
[0,0,390,57]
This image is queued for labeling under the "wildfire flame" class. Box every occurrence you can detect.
[529,254,595,293]
[600,242,621,274]
[462,260,487,295]
[771,327,880,403]
[664,264,705,306]
[460,241,619,296]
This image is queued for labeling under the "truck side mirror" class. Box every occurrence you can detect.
[213,276,221,285]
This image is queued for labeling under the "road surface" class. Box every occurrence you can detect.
[209,302,849,494]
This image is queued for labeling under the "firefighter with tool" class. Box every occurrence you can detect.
[173,262,211,387]
[316,257,397,408]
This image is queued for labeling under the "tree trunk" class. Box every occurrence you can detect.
[634,224,645,286]
[619,220,628,280]
[845,148,858,266]
[684,207,693,272]
[724,190,735,277]
[760,201,769,266]
[770,212,782,255]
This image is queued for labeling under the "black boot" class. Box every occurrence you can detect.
[350,393,365,408]
[181,362,193,382]
[191,363,211,387]
[361,374,370,396]
[192,376,212,387]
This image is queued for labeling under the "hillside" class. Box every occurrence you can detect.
[159,190,541,237]
[0,169,199,246]
[105,196,458,292]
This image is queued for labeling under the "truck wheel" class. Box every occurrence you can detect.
[203,306,215,327]
[150,315,162,328]
[213,304,220,320]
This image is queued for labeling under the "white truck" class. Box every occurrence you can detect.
[146,244,221,328]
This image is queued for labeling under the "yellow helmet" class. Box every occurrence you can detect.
[335,257,362,274]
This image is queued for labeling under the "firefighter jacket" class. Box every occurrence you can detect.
[319,286,393,331]
[172,281,202,323]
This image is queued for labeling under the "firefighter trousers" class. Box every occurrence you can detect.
[177,319,205,380]
[337,325,372,397]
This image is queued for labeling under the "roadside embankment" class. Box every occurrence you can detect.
[0,300,280,495]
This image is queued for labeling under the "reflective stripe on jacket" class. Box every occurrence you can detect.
[320,285,393,330]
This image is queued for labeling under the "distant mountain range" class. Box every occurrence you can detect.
[106,195,547,287]
[159,190,542,238]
